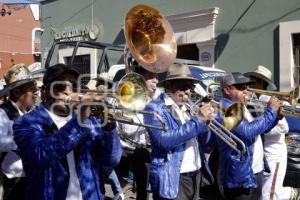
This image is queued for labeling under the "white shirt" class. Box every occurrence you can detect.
[244,106,264,174]
[0,100,25,178]
[118,88,162,150]
[258,95,289,157]
[47,111,83,200]
[164,94,201,173]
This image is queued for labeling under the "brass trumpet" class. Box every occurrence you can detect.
[247,87,300,118]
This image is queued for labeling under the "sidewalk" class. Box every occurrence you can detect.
[104,184,153,200]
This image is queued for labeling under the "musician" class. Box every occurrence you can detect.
[244,66,291,200]
[12,63,122,200]
[219,72,281,200]
[117,61,161,200]
[0,63,39,200]
[144,63,214,200]
[87,73,124,200]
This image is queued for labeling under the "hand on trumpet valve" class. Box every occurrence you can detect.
[65,92,104,122]
[198,103,215,122]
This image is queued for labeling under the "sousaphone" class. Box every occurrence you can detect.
[124,4,177,73]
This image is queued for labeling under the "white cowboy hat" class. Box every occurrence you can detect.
[244,65,277,90]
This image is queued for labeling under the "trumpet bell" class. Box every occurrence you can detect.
[117,72,148,110]
[125,4,177,73]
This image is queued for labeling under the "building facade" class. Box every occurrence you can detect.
[0,3,41,78]
[40,0,300,91]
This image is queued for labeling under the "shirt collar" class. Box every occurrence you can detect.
[9,99,24,116]
[164,93,175,107]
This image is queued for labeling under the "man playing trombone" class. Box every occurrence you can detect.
[144,63,214,200]
[218,72,281,200]
[117,60,162,200]
[244,66,291,200]
[12,64,122,200]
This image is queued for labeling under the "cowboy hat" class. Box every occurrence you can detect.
[4,63,35,91]
[43,63,79,86]
[244,65,277,90]
[158,64,199,87]
[221,72,254,87]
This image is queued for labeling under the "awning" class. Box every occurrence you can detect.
[189,65,225,80]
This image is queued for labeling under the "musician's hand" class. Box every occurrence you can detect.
[268,97,282,112]
[79,105,91,122]
[198,103,214,122]
[72,92,103,122]
[102,113,116,132]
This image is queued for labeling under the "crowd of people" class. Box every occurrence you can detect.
[0,61,296,200]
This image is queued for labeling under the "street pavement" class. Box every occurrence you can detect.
[104,184,153,200]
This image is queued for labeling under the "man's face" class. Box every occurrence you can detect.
[143,71,158,98]
[249,76,265,90]
[167,80,194,106]
[45,73,77,116]
[16,80,39,109]
[223,84,248,103]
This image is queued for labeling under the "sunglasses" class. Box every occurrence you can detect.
[232,84,248,91]
[52,81,78,92]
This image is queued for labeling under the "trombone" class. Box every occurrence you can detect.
[72,73,167,131]
[186,95,246,155]
[209,102,246,155]
[80,72,148,111]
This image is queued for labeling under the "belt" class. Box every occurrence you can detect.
[181,169,200,177]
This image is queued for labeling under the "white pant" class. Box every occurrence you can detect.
[261,155,291,200]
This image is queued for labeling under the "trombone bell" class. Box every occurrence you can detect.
[117,72,148,111]
[223,103,244,131]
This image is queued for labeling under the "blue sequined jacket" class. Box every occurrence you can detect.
[218,98,278,189]
[13,105,122,200]
[144,94,212,199]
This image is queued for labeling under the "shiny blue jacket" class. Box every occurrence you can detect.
[144,94,211,199]
[218,98,278,189]
[13,105,122,200]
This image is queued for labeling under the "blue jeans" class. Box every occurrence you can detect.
[100,167,122,195]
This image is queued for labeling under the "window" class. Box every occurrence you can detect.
[32,28,43,54]
[65,55,91,85]
[293,33,300,86]
[279,20,300,91]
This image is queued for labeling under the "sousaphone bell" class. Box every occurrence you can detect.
[124,4,177,73]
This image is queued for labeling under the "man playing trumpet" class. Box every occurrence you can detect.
[218,72,281,200]
[244,66,291,200]
[13,64,122,200]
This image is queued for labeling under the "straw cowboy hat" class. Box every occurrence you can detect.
[244,65,277,90]
[158,63,199,87]
[4,63,35,91]
[28,62,44,88]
